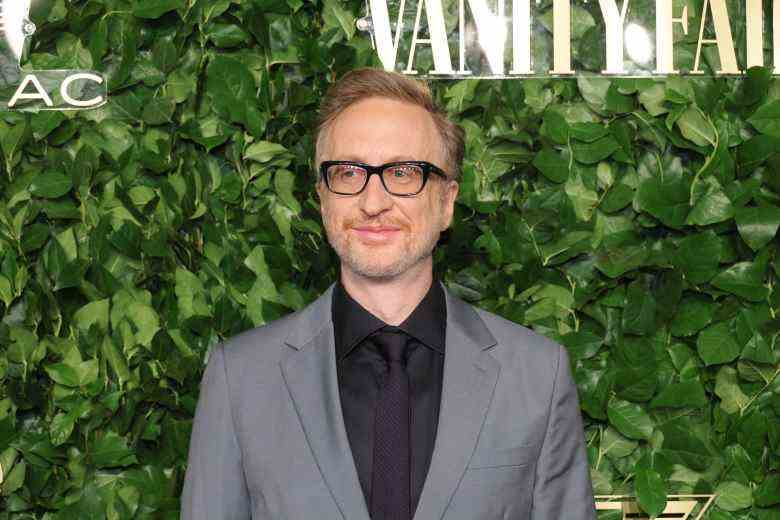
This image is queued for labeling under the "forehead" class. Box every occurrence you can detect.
[326,97,443,164]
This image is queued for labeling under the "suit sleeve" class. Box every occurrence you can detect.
[181,343,252,520]
[530,343,597,520]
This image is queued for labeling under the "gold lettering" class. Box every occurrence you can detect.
[655,0,688,73]
[459,0,508,75]
[746,0,763,68]
[369,0,408,71]
[459,0,472,73]
[692,0,740,73]
[551,0,573,74]
[774,0,780,73]
[510,0,532,73]
[598,0,631,73]
[406,0,454,74]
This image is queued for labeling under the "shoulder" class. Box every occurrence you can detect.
[214,305,310,375]
[469,303,565,375]
[473,305,561,351]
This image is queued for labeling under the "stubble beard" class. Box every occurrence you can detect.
[321,209,442,281]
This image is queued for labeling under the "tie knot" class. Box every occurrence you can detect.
[372,326,409,365]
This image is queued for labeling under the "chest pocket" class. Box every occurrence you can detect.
[467,442,539,469]
[449,443,538,519]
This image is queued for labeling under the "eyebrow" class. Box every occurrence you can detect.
[335,155,419,163]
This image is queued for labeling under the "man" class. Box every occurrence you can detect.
[181,68,597,520]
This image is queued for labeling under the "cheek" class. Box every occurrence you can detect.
[321,202,349,230]
[407,204,437,232]
[320,200,336,229]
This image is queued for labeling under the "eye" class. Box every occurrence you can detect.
[334,165,362,177]
[385,165,423,183]
[387,165,417,177]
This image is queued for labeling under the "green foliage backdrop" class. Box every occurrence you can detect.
[0,0,779,518]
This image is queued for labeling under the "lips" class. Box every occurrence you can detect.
[354,227,400,232]
[351,226,400,243]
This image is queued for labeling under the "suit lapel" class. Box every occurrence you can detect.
[280,280,499,520]
[280,282,371,520]
[412,281,500,520]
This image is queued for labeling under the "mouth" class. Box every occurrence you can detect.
[351,226,401,242]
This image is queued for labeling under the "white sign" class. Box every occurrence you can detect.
[0,0,106,110]
[358,0,780,76]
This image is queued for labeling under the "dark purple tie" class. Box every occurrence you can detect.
[370,326,411,520]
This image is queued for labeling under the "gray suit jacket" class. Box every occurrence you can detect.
[181,280,597,520]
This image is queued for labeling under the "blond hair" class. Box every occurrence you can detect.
[313,68,465,183]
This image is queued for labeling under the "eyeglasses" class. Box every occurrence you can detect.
[319,160,449,196]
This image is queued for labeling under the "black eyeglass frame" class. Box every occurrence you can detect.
[319,160,450,196]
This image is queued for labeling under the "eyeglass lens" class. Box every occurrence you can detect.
[326,164,425,195]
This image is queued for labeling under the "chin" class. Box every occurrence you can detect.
[354,260,404,278]
[343,254,408,279]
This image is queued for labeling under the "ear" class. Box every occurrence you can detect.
[440,180,459,230]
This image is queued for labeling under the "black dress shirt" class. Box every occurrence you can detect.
[332,277,446,518]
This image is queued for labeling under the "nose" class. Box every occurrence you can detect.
[358,172,394,215]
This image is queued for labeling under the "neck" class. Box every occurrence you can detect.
[339,260,434,326]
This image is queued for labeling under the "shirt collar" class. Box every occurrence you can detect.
[332,276,446,360]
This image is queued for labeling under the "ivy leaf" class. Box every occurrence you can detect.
[714,366,749,414]
[1,460,26,496]
[175,268,212,321]
[638,83,668,116]
[532,148,569,183]
[29,170,72,199]
[740,333,775,364]
[676,106,716,147]
[564,168,599,221]
[636,162,690,229]
[568,123,607,143]
[142,98,176,125]
[670,296,716,337]
[715,481,753,511]
[650,379,708,408]
[697,322,741,366]
[621,281,655,335]
[687,176,733,226]
[73,299,110,333]
[206,56,256,126]
[322,0,356,40]
[541,110,569,144]
[600,426,637,458]
[133,0,186,19]
[711,260,769,302]
[44,359,99,387]
[738,134,780,169]
[635,467,667,517]
[754,474,780,507]
[607,398,654,440]
[571,136,620,164]
[735,205,780,251]
[274,169,302,213]
[50,401,91,446]
[673,231,721,284]
[91,431,139,468]
[658,418,713,471]
[747,99,780,136]
[244,141,289,163]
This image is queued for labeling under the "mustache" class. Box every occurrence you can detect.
[346,221,404,229]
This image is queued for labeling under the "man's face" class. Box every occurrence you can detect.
[316,97,459,281]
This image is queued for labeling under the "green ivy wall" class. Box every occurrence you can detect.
[0,0,778,518]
